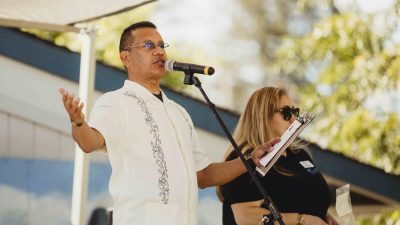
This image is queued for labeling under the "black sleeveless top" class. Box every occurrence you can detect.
[221,149,331,225]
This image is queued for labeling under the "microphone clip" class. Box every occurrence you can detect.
[183,70,195,85]
[183,70,202,86]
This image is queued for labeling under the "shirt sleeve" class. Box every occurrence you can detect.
[176,104,211,171]
[191,128,212,171]
[88,93,125,151]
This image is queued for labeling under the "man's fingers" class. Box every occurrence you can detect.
[70,98,78,112]
[64,93,81,116]
[72,101,83,116]
[76,102,84,114]
[59,88,65,96]
[59,88,68,103]
[266,147,274,153]
[259,137,280,151]
[64,93,73,109]
[269,137,281,146]
[59,88,85,121]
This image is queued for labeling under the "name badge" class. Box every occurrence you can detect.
[299,160,314,168]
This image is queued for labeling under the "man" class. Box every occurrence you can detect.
[59,21,279,225]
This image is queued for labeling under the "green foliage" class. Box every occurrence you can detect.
[275,12,400,174]
[357,208,400,225]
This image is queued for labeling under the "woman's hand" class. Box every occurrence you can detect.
[326,213,340,225]
[231,200,330,225]
[303,214,329,225]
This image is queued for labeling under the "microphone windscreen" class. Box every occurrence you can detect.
[165,60,175,72]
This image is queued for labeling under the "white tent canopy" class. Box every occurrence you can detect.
[0,1,155,224]
[0,0,154,31]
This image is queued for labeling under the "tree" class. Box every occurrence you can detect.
[230,3,400,223]
[275,8,400,174]
[230,0,400,174]
[357,208,400,225]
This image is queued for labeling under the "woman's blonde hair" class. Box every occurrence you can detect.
[231,86,287,152]
[216,86,300,201]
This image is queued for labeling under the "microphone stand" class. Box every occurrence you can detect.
[183,72,285,225]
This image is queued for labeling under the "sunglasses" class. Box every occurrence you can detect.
[124,41,170,51]
[276,106,300,121]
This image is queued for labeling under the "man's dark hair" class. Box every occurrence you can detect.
[119,21,157,52]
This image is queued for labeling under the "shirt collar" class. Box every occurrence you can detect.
[122,80,171,103]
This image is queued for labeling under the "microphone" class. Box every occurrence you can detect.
[165,60,215,75]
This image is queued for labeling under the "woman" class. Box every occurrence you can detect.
[218,87,338,225]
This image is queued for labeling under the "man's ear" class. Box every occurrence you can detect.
[120,51,130,67]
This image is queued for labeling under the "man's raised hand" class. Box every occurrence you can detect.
[59,88,85,124]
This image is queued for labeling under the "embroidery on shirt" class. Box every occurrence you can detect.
[124,91,169,204]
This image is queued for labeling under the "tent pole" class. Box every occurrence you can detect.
[71,25,97,225]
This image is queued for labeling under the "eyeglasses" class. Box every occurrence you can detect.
[276,106,300,121]
[124,41,170,51]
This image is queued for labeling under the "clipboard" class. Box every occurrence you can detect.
[256,111,315,176]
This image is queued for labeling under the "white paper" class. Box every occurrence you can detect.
[336,192,353,216]
[259,120,302,166]
[336,184,355,225]
[255,112,314,176]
